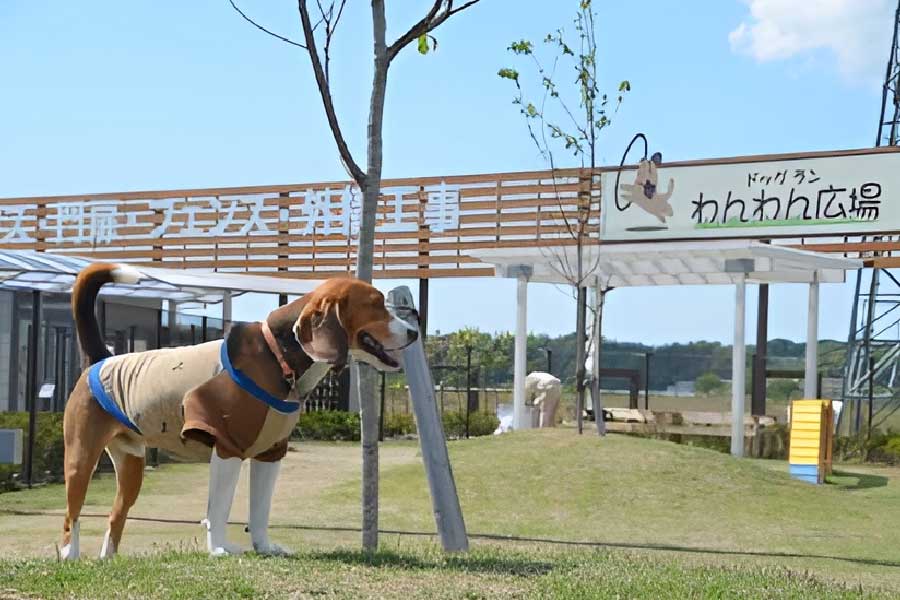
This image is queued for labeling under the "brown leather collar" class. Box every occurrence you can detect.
[261,320,295,381]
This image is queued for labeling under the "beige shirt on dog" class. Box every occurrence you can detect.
[92,340,300,462]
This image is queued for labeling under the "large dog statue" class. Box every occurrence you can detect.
[525,372,562,428]
[60,264,416,559]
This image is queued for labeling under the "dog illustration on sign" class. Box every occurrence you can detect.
[618,152,675,225]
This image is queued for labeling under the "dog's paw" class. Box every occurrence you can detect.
[253,541,292,557]
[208,542,245,557]
[59,543,79,561]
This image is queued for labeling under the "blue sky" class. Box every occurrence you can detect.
[1,0,895,344]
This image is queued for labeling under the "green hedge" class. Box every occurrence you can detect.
[383,413,416,438]
[441,411,499,438]
[836,429,900,464]
[0,412,65,492]
[293,410,500,441]
[294,411,360,441]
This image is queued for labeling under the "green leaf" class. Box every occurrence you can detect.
[498,68,520,81]
[618,80,631,92]
[509,39,533,55]
[525,103,538,117]
[417,34,429,55]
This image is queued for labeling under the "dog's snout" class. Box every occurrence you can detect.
[407,329,418,344]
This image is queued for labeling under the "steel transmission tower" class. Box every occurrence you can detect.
[839,1,900,434]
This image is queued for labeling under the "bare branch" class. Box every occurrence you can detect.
[387,0,483,61]
[298,0,366,184]
[229,0,308,49]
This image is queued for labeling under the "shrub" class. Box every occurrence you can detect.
[0,412,66,492]
[294,411,360,441]
[441,411,499,438]
[383,413,416,438]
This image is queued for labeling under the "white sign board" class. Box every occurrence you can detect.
[601,149,900,241]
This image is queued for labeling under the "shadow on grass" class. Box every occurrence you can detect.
[275,525,900,571]
[302,549,555,577]
[830,470,889,490]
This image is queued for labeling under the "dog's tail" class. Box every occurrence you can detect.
[72,263,142,365]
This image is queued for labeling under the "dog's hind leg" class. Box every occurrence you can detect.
[99,436,145,559]
[61,380,120,560]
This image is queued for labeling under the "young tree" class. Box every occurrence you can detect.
[229,0,483,551]
[696,372,724,398]
[499,0,629,435]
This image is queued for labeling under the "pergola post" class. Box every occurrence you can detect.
[805,274,820,399]
[222,291,233,335]
[512,266,531,430]
[731,275,747,457]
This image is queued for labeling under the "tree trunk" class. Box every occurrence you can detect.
[592,287,606,436]
[356,0,389,552]
[574,286,587,434]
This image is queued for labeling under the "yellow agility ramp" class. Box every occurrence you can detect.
[788,400,834,484]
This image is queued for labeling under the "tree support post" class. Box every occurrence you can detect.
[388,286,468,552]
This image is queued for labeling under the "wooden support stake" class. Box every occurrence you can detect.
[388,285,468,552]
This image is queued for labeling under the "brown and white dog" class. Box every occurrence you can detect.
[60,264,417,559]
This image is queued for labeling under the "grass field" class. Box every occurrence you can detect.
[1,430,899,598]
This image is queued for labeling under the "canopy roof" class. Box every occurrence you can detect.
[0,250,321,305]
[471,240,863,287]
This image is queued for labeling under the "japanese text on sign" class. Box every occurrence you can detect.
[0,181,461,245]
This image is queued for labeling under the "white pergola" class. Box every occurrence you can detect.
[471,240,863,457]
[0,250,322,323]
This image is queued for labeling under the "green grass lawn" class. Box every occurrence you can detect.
[1,430,899,598]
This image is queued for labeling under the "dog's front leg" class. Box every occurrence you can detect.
[248,459,291,555]
[202,448,244,557]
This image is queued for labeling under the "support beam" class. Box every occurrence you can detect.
[805,275,820,399]
[25,291,41,488]
[222,291,233,335]
[513,268,531,430]
[751,283,769,416]
[418,279,429,340]
[731,276,747,457]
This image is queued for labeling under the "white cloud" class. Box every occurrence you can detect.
[729,0,894,82]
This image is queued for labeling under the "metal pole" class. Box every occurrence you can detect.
[379,371,386,442]
[546,349,552,374]
[868,355,875,440]
[644,352,652,410]
[25,291,41,488]
[752,283,769,415]
[418,279,429,341]
[731,277,747,457]
[858,269,879,434]
[804,276,820,399]
[465,346,472,439]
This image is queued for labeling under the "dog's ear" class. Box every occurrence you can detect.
[295,300,348,366]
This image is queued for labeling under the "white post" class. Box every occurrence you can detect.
[731,276,747,458]
[222,291,233,335]
[513,270,530,430]
[805,274,820,399]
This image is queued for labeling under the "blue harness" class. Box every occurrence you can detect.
[88,359,142,434]
[219,338,302,414]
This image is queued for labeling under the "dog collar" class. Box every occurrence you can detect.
[220,338,301,414]
[260,320,295,382]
